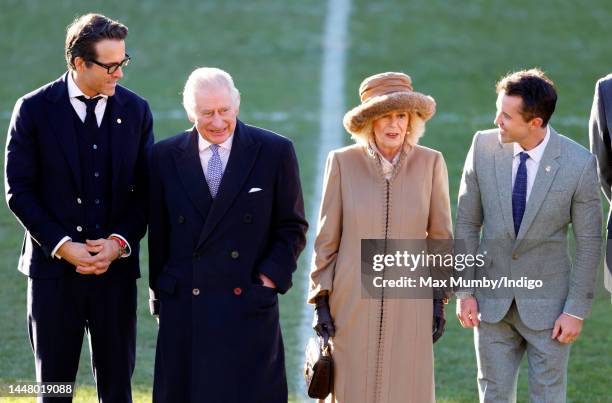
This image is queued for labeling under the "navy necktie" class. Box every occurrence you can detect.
[76,95,101,131]
[512,152,529,236]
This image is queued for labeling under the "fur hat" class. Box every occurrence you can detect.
[343,72,436,136]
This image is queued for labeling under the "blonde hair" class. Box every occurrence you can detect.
[351,111,426,152]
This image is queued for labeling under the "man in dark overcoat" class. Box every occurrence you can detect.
[148,67,308,403]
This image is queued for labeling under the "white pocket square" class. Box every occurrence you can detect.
[248,187,262,193]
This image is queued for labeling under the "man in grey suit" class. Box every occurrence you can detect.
[455,69,602,403]
[589,74,612,299]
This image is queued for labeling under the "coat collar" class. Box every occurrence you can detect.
[172,120,261,249]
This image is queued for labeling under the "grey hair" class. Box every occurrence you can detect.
[351,112,426,152]
[182,67,241,120]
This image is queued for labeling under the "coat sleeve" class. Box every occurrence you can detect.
[563,155,602,318]
[255,140,308,294]
[4,97,68,256]
[589,78,612,202]
[308,151,342,304]
[454,133,484,291]
[148,144,170,315]
[110,100,154,250]
[427,152,454,299]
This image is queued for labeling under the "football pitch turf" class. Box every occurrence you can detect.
[1,1,611,401]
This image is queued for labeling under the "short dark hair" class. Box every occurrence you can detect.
[65,13,128,70]
[496,68,557,126]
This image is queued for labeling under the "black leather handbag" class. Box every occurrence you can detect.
[304,334,334,399]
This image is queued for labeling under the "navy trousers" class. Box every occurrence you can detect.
[27,272,136,402]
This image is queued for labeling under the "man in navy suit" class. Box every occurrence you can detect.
[148,67,307,402]
[4,14,153,402]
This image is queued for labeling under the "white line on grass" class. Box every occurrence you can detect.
[294,0,351,399]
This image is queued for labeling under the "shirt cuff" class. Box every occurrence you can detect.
[563,312,583,320]
[110,233,131,258]
[52,236,72,259]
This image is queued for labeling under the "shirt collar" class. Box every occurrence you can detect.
[197,130,234,153]
[513,126,550,163]
[370,142,401,165]
[67,71,108,101]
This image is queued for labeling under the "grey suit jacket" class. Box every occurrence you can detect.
[456,127,602,330]
[589,74,612,295]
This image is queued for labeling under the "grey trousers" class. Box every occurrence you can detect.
[474,302,570,403]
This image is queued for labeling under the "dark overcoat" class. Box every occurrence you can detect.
[148,121,307,403]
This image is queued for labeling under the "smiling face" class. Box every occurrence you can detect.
[190,84,239,144]
[73,39,126,97]
[372,111,409,160]
[494,91,545,149]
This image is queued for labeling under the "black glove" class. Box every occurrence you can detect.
[432,299,446,344]
[313,295,335,339]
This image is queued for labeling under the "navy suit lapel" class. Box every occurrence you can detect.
[197,121,260,248]
[108,89,127,192]
[173,129,213,220]
[45,74,82,193]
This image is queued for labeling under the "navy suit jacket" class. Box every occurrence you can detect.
[5,73,153,278]
[148,121,307,402]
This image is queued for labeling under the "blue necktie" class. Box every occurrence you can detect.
[512,152,529,236]
[206,144,223,198]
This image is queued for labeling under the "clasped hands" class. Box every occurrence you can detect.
[57,239,121,275]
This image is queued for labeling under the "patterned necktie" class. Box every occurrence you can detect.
[512,152,529,236]
[207,144,223,198]
[76,95,101,131]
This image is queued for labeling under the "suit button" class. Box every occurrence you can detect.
[193,252,200,259]
[244,214,252,223]
[512,254,519,260]
[77,197,82,204]
[231,250,239,259]
[178,215,185,224]
[233,287,242,296]
[76,225,83,232]
[192,288,200,296]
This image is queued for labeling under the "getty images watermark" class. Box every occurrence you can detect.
[361,239,554,299]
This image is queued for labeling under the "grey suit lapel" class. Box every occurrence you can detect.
[494,141,516,238]
[515,128,561,243]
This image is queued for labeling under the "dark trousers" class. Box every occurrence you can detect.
[27,272,137,403]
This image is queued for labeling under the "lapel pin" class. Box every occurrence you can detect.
[545,165,551,172]
[116,118,122,124]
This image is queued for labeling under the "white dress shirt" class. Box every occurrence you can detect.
[67,72,108,126]
[197,130,233,181]
[52,73,130,259]
[511,126,550,202]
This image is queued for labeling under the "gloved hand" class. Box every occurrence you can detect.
[432,299,446,343]
[313,294,335,340]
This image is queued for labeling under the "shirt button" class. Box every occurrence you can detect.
[233,287,242,296]
[192,288,200,296]
[77,198,82,204]
[93,144,98,150]
[94,172,99,178]
[76,225,83,232]
[231,250,239,259]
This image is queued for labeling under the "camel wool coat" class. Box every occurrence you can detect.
[309,143,452,403]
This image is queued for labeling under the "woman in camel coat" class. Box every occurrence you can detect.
[309,72,453,403]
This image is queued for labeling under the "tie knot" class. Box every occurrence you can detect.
[76,95,101,112]
[519,152,529,163]
[210,143,220,155]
